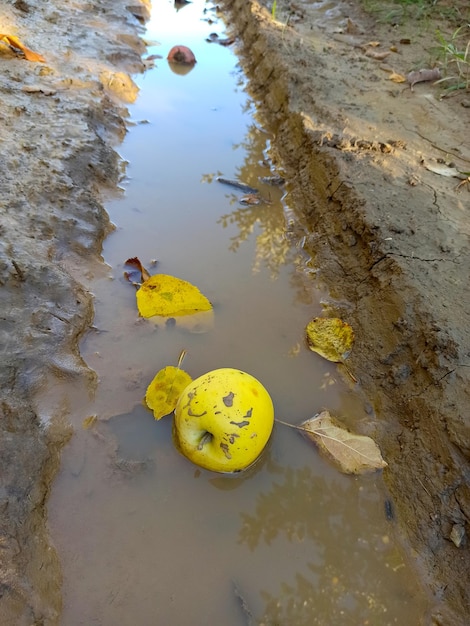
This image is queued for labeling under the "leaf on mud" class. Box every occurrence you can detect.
[365,49,391,60]
[82,415,97,429]
[305,317,354,363]
[145,363,192,420]
[424,163,467,179]
[136,274,212,318]
[0,34,45,62]
[21,84,57,95]
[124,257,152,285]
[300,411,387,474]
[388,72,406,83]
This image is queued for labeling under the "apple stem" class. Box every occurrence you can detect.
[197,431,213,450]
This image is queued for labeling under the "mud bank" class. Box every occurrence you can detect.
[221,0,470,623]
[0,0,146,622]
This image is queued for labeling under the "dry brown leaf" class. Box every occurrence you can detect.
[0,34,45,62]
[239,193,261,205]
[365,49,391,60]
[124,256,152,284]
[300,411,387,474]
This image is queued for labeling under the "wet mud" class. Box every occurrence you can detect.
[0,0,469,623]
[0,0,145,622]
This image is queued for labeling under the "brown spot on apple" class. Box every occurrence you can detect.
[223,392,235,407]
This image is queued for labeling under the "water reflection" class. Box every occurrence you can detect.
[203,121,318,310]
[48,2,428,623]
[238,461,423,624]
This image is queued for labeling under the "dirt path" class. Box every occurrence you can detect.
[222,0,470,623]
[0,0,469,623]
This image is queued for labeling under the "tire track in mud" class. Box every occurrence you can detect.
[221,1,470,623]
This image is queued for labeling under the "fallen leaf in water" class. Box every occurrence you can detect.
[124,256,152,284]
[145,364,192,420]
[239,193,261,205]
[0,34,45,62]
[300,411,387,474]
[305,317,354,362]
[206,33,235,46]
[136,274,212,318]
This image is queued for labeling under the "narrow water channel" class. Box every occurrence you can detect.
[49,1,428,623]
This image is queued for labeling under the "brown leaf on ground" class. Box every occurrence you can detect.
[365,49,391,60]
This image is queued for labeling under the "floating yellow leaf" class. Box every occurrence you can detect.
[145,365,192,420]
[136,274,212,318]
[300,411,387,474]
[305,317,354,362]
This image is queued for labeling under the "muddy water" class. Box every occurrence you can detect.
[48,2,428,624]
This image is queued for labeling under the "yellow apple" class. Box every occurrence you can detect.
[173,368,274,473]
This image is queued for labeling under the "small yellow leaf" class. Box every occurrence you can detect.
[145,365,192,420]
[301,411,387,474]
[136,274,212,318]
[0,34,45,62]
[82,415,97,429]
[389,72,406,83]
[305,317,354,362]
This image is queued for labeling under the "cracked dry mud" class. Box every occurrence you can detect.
[0,0,469,623]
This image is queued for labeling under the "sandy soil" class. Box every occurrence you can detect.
[0,0,469,623]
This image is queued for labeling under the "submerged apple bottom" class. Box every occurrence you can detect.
[173,369,275,473]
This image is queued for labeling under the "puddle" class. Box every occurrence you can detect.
[49,1,428,623]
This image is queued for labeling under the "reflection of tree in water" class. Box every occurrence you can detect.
[239,463,420,625]
[219,204,291,277]
[204,120,318,301]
